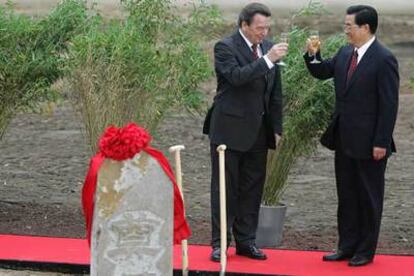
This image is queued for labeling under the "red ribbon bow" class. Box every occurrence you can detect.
[81,123,191,246]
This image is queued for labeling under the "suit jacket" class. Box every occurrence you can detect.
[203,31,283,152]
[304,39,399,159]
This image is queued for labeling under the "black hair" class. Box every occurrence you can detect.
[346,5,378,34]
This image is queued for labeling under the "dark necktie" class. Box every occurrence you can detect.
[347,50,358,83]
[252,44,259,60]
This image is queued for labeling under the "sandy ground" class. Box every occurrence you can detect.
[0,2,413,275]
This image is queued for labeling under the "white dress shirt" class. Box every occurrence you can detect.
[354,36,376,64]
[239,29,274,69]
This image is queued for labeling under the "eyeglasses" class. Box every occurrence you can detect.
[343,24,360,31]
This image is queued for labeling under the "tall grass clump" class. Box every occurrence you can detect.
[0,0,87,139]
[262,2,346,206]
[67,0,222,153]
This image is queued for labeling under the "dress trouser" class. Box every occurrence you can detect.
[210,122,268,248]
[335,130,387,258]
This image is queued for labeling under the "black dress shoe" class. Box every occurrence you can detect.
[210,247,221,262]
[323,250,353,261]
[236,245,267,260]
[348,255,373,266]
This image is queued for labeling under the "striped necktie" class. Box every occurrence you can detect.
[347,50,358,83]
[252,44,259,60]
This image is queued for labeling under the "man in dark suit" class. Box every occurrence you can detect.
[304,5,399,266]
[203,3,287,262]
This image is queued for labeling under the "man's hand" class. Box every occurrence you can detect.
[373,147,386,161]
[306,38,321,56]
[275,134,281,147]
[266,43,288,63]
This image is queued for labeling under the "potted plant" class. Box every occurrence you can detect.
[256,25,345,247]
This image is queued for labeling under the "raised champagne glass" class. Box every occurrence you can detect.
[309,30,321,64]
[276,32,288,66]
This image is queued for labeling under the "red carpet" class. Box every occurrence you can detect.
[1,235,413,275]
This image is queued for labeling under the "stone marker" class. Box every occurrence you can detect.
[90,151,173,276]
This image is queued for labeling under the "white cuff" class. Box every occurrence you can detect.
[263,55,275,69]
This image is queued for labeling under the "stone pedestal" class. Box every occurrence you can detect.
[90,152,173,276]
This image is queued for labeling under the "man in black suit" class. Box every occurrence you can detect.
[203,3,287,262]
[304,5,399,266]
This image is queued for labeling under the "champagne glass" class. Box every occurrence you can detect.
[276,32,289,66]
[309,30,321,64]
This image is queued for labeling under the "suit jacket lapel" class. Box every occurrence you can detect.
[261,42,270,82]
[234,32,273,107]
[341,47,354,93]
[345,40,378,92]
[260,43,270,57]
[234,32,255,63]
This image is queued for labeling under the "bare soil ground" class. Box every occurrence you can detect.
[0,5,413,275]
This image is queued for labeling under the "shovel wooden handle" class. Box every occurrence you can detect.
[169,145,188,276]
[216,144,227,275]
